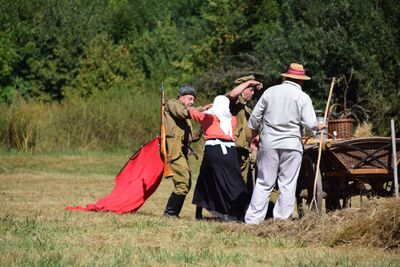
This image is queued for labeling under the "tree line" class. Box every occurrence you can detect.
[0,0,399,151]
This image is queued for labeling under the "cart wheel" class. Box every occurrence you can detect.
[296,155,324,217]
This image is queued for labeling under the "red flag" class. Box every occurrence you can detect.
[66,137,163,214]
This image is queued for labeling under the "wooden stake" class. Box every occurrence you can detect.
[310,77,336,211]
[391,119,399,198]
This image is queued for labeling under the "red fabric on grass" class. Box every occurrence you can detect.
[66,137,163,214]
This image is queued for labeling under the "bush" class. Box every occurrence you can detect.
[0,89,160,152]
[0,99,46,152]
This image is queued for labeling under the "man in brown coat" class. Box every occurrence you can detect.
[163,85,204,218]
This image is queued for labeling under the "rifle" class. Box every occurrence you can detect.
[160,82,174,177]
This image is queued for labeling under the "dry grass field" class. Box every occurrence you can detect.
[1,150,399,266]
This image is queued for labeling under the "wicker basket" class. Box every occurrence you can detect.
[328,118,355,138]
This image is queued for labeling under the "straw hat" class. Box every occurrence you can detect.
[281,63,311,80]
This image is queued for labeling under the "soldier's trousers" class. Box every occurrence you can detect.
[170,155,192,195]
[237,148,255,191]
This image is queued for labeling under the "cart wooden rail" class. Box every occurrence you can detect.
[296,137,400,216]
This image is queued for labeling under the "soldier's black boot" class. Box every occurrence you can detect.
[163,192,186,218]
[195,206,203,221]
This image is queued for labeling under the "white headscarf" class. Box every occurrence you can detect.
[205,95,232,138]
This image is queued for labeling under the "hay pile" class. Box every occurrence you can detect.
[354,121,375,137]
[231,198,400,251]
[322,198,399,249]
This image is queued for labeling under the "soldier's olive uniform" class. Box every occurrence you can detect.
[230,95,255,190]
[163,98,200,217]
[165,98,200,194]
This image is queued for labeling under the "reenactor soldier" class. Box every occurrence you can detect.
[163,85,207,218]
[226,75,263,191]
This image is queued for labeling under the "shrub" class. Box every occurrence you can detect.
[0,99,46,152]
[0,89,160,152]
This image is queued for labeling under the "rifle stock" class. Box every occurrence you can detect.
[160,82,174,177]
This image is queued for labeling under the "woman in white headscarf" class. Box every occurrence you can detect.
[189,95,249,221]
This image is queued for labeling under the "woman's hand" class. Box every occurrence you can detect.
[201,103,213,112]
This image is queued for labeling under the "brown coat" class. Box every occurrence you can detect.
[164,99,201,161]
[230,95,253,151]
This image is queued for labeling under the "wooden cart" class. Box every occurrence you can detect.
[296,137,400,216]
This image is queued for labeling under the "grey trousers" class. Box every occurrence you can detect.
[245,148,302,224]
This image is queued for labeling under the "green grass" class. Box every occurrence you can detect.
[0,150,130,176]
[1,152,399,266]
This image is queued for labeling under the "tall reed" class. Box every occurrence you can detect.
[0,100,46,152]
[0,90,160,152]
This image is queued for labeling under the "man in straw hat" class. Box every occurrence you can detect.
[244,63,324,224]
[226,75,263,192]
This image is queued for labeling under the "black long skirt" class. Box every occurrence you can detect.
[192,144,250,218]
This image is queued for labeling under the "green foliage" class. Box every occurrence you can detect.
[0,33,19,102]
[0,0,399,150]
[0,0,107,100]
[188,0,278,96]
[63,34,144,98]
[107,0,162,42]
[253,0,399,133]
[0,33,18,82]
[129,17,192,90]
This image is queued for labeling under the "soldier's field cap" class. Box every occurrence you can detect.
[234,75,255,85]
[179,85,196,98]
